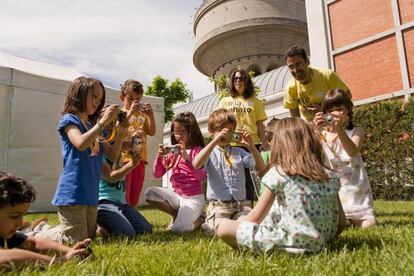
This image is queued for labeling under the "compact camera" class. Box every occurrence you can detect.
[323,113,334,124]
[132,137,143,152]
[229,131,242,143]
[139,103,146,112]
[164,145,180,154]
[118,110,127,123]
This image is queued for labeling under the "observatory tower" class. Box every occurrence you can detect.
[193,0,309,78]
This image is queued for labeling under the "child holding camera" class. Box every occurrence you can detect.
[144,112,206,232]
[33,77,126,243]
[313,88,376,229]
[120,79,156,208]
[193,109,266,234]
[96,135,152,237]
[0,172,92,269]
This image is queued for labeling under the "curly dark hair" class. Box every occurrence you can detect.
[0,172,36,209]
[229,69,254,99]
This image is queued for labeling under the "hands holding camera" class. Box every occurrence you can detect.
[158,143,190,160]
[313,111,346,131]
[214,128,252,147]
[158,144,179,157]
[98,105,120,129]
[129,100,153,117]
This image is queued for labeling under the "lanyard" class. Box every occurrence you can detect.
[221,145,234,168]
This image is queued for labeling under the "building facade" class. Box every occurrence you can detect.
[306,0,414,104]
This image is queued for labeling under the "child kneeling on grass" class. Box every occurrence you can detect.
[0,172,91,269]
[145,112,206,232]
[96,134,152,237]
[217,118,347,253]
[193,109,266,234]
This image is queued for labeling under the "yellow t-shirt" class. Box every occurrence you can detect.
[121,111,149,163]
[283,67,349,122]
[218,96,267,145]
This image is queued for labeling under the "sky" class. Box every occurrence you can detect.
[0,0,214,100]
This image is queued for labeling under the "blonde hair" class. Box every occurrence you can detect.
[271,117,330,181]
[208,108,237,133]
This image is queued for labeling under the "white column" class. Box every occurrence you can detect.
[305,0,332,69]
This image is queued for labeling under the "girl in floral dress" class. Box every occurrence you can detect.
[217,117,346,253]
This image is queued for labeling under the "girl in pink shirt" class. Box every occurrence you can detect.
[144,112,206,232]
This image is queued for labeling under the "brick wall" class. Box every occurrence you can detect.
[329,0,393,49]
[334,36,403,100]
[326,0,414,101]
[399,0,414,24]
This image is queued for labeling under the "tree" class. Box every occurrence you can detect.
[145,75,190,123]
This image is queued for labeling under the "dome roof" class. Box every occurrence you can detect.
[174,65,291,118]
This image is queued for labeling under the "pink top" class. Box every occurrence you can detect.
[153,146,207,197]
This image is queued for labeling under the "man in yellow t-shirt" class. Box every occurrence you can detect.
[283,46,350,122]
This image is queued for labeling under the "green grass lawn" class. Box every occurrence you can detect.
[6,200,414,275]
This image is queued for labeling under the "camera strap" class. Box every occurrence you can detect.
[223,145,234,168]
[98,121,117,143]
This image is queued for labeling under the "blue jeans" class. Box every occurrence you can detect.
[97,200,152,237]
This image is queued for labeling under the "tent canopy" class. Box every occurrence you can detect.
[0,52,164,212]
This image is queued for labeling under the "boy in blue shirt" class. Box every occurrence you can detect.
[193,109,265,234]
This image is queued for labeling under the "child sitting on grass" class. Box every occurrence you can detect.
[193,109,266,234]
[217,118,347,253]
[0,171,91,269]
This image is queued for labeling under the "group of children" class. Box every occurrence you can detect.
[0,73,376,268]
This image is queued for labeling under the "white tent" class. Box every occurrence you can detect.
[0,52,164,212]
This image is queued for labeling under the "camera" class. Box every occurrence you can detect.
[165,145,180,154]
[118,110,127,123]
[139,103,145,112]
[323,113,334,124]
[229,131,242,143]
[131,137,143,152]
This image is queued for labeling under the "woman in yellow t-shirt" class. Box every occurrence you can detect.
[218,68,268,201]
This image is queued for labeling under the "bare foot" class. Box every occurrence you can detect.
[30,217,48,231]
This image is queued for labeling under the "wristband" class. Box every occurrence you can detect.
[97,121,104,133]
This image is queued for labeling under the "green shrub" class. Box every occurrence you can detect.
[353,99,414,200]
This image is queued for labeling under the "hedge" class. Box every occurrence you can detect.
[353,99,414,200]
